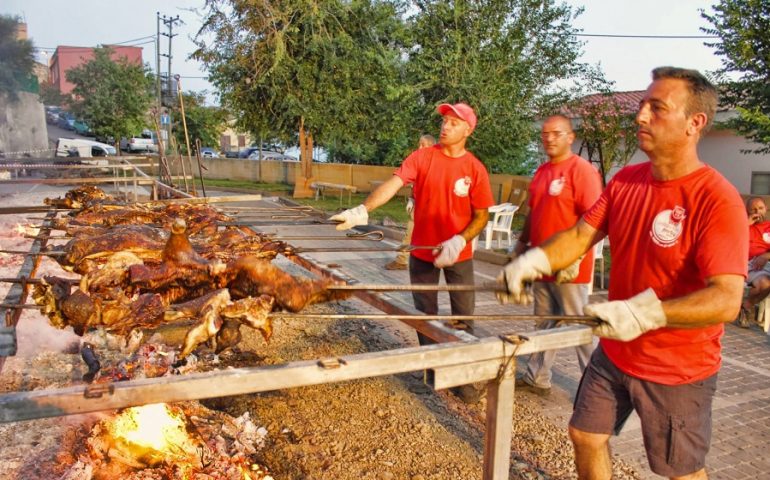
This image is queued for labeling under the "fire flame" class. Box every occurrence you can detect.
[107,403,199,466]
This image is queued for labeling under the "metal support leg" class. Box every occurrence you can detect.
[482,357,515,480]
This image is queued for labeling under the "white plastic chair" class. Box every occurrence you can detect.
[484,203,518,249]
[587,238,606,295]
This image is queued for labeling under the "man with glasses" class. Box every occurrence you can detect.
[508,114,602,397]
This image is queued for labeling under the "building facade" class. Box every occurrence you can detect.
[49,45,143,95]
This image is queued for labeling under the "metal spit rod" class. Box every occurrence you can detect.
[0,303,598,326]
[0,243,436,256]
[21,230,387,242]
[270,312,600,326]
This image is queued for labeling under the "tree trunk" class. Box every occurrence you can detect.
[293,116,315,198]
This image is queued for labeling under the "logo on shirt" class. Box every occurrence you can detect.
[763,232,770,244]
[650,206,687,247]
[453,176,471,197]
[548,176,565,196]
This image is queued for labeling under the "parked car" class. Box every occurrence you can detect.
[247,150,298,162]
[57,112,76,130]
[121,137,159,153]
[199,147,219,158]
[45,106,62,124]
[55,138,116,158]
[73,119,93,136]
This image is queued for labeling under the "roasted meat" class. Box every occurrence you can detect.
[44,185,111,209]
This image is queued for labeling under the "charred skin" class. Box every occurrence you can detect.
[226,257,351,312]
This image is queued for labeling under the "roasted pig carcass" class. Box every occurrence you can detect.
[51,225,168,274]
[44,185,112,209]
[225,256,351,312]
[32,276,166,336]
[51,203,232,236]
[164,289,274,358]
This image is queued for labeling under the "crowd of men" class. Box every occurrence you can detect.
[331,66,769,479]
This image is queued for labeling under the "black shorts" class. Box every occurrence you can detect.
[569,346,717,477]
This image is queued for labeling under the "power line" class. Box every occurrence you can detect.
[575,33,718,39]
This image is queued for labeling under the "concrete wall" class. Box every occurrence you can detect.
[0,92,48,156]
[200,157,531,204]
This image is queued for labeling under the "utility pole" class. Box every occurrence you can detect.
[159,14,182,156]
[155,12,161,113]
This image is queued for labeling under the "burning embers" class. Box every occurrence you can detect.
[61,402,273,479]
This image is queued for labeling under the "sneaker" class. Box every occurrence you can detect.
[515,377,551,397]
[385,260,407,270]
[450,384,486,404]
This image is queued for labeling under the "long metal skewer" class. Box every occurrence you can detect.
[270,312,600,326]
[21,230,387,242]
[0,303,598,326]
[326,282,498,292]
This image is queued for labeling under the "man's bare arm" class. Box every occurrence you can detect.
[362,176,404,212]
[539,218,603,271]
[663,274,744,327]
[458,208,490,243]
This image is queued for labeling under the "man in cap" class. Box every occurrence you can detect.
[332,103,494,339]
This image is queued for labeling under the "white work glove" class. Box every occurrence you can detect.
[555,255,585,284]
[586,288,667,341]
[406,198,415,215]
[433,235,466,268]
[329,204,368,231]
[496,247,551,305]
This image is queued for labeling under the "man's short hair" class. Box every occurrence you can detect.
[544,114,574,133]
[747,196,767,210]
[652,67,718,133]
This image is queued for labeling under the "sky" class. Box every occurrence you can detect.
[3,0,727,101]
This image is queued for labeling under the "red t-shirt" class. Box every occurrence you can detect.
[583,163,748,385]
[394,145,495,263]
[748,221,770,259]
[528,155,602,283]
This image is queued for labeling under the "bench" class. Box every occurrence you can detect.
[311,181,358,206]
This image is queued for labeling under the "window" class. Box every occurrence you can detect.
[751,172,770,195]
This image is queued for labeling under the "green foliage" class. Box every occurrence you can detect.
[405,0,589,174]
[569,91,639,185]
[39,81,69,106]
[702,0,770,153]
[0,15,36,100]
[65,47,154,141]
[194,0,414,163]
[173,91,227,153]
[194,0,594,173]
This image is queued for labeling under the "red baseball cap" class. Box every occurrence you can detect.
[437,103,477,132]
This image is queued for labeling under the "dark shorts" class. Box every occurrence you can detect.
[569,346,717,477]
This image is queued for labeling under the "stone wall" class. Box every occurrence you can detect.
[0,92,48,157]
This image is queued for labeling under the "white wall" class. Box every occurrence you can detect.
[0,92,48,156]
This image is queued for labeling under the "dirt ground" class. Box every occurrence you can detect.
[0,188,642,479]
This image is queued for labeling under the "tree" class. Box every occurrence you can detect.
[702,0,770,153]
[0,15,36,100]
[405,0,591,174]
[172,91,227,154]
[569,91,638,185]
[38,82,69,106]
[66,47,154,143]
[194,0,413,193]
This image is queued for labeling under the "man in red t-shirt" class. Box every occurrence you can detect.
[332,103,494,334]
[498,67,747,478]
[512,115,602,397]
[738,196,770,326]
